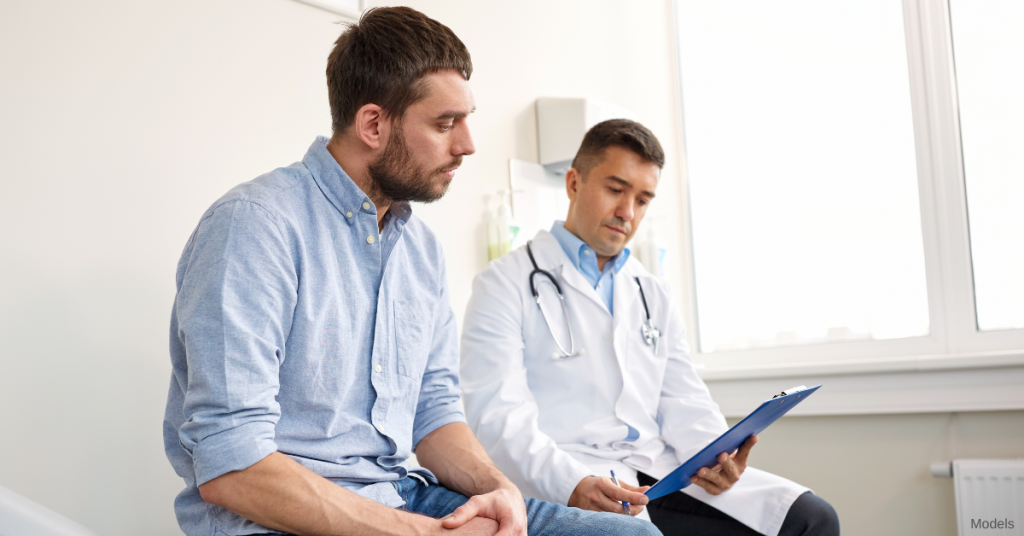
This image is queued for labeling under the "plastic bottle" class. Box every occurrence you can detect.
[487,191,519,261]
[635,222,666,277]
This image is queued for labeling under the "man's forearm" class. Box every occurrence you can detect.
[415,422,513,497]
[199,452,438,536]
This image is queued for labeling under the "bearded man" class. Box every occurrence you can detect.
[162,7,660,536]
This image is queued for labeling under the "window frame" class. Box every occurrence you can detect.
[669,0,1024,409]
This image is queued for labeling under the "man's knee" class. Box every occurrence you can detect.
[635,518,664,536]
[781,492,839,536]
[599,514,662,536]
[525,497,662,536]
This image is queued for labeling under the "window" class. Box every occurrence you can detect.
[672,0,1024,377]
[949,0,1024,332]
[676,0,929,353]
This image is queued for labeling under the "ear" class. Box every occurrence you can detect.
[565,167,581,202]
[351,103,390,150]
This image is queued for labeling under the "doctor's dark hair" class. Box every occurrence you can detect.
[326,6,473,133]
[571,119,665,179]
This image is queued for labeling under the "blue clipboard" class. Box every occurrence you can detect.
[645,384,821,501]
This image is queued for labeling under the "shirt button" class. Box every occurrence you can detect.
[375,424,385,434]
[597,283,602,289]
[346,211,353,218]
[583,250,591,255]
[362,201,371,210]
[374,364,382,373]
[367,235,376,244]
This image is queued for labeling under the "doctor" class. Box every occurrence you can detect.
[460,120,839,536]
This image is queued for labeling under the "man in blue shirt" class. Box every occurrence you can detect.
[163,6,660,536]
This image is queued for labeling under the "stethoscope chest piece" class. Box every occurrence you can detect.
[641,319,661,355]
[634,276,660,355]
[551,348,585,361]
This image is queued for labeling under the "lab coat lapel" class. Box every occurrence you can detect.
[610,263,645,412]
[530,231,610,315]
[612,266,640,330]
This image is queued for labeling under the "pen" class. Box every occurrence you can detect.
[609,470,630,515]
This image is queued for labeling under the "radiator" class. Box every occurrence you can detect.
[953,459,1024,535]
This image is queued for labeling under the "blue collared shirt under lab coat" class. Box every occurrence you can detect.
[163,137,464,536]
[548,220,630,315]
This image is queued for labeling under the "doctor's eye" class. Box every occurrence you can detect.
[609,187,623,194]
[439,123,453,131]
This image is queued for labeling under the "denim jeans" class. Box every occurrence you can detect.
[391,477,663,536]
[256,477,661,536]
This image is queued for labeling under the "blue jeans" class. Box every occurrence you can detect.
[393,477,661,536]
[257,477,661,536]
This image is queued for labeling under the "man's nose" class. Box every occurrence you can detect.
[616,197,635,222]
[453,124,476,156]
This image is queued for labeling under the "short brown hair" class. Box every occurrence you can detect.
[571,119,665,178]
[326,7,473,133]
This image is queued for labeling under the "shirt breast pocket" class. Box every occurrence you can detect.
[394,300,433,380]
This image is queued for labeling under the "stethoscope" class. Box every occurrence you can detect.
[526,241,661,359]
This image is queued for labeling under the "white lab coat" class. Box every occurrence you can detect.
[460,230,808,536]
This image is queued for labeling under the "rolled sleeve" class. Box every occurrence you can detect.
[192,421,278,486]
[174,200,297,485]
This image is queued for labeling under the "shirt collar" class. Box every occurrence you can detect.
[303,136,413,226]
[549,220,630,275]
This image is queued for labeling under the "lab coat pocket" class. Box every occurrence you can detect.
[394,301,432,380]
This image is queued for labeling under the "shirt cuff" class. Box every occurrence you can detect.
[551,457,596,505]
[412,404,467,448]
[192,420,278,486]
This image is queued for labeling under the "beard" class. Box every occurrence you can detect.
[366,126,461,204]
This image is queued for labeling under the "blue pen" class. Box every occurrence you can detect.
[609,470,630,515]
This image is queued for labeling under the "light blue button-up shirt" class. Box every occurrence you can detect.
[549,221,630,315]
[164,137,464,536]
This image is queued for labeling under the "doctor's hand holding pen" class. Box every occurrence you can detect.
[567,475,650,516]
[690,434,758,495]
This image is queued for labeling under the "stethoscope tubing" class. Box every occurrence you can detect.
[527,241,579,358]
[634,275,651,321]
[526,240,657,359]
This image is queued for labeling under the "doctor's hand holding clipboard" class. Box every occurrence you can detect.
[687,435,759,496]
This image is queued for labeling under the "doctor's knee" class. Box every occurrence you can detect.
[779,491,840,536]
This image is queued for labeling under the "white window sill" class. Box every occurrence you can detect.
[697,349,1024,381]
[696,350,1024,417]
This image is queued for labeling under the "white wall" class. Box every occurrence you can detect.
[2,1,1019,536]
[742,410,1024,536]
[0,1,341,534]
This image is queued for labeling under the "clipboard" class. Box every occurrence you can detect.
[645,384,822,500]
